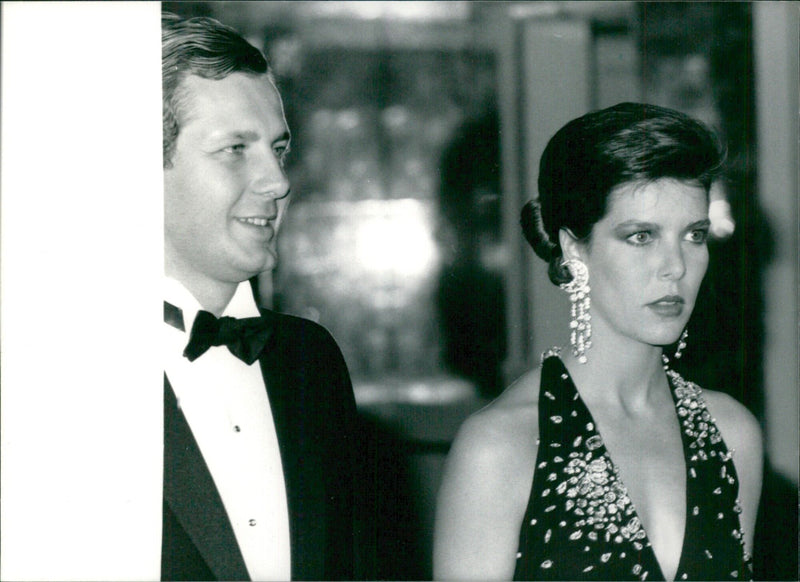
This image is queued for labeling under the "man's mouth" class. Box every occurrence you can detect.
[237,217,271,227]
[234,216,276,243]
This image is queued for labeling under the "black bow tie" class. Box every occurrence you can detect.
[164,302,272,365]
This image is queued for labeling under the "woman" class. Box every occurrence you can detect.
[433,103,762,581]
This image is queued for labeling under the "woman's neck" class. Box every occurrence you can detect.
[561,326,667,413]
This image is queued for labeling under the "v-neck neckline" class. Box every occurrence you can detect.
[551,355,690,581]
[515,353,750,581]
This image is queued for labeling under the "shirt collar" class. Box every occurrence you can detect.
[163,277,261,334]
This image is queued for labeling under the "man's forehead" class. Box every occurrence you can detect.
[176,72,286,128]
[178,72,275,103]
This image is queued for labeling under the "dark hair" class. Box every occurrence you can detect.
[162,12,270,168]
[521,102,724,285]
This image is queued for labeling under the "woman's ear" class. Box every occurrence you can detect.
[558,227,583,262]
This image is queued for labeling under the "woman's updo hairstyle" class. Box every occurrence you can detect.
[521,102,724,285]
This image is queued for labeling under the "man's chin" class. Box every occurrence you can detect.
[245,250,279,276]
[261,248,279,271]
[236,239,277,266]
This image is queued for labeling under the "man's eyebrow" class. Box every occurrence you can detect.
[206,130,291,144]
[207,130,259,142]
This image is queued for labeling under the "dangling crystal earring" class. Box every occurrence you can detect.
[674,328,688,359]
[662,327,688,368]
[559,258,592,364]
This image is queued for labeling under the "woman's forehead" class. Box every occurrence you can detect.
[604,178,709,221]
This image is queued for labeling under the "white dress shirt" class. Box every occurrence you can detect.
[163,277,291,581]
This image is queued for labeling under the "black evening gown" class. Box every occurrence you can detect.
[513,353,752,581]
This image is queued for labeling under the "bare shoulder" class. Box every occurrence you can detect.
[433,367,542,580]
[702,388,763,457]
[443,366,542,503]
[457,366,541,451]
[701,387,764,551]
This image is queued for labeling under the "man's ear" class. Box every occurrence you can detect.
[558,227,583,262]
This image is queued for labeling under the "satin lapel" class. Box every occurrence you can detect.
[163,376,250,581]
[255,323,300,577]
[256,311,326,581]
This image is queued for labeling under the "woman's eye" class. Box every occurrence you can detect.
[626,231,652,245]
[686,229,709,244]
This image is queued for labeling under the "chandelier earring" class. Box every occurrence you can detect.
[662,327,689,368]
[559,258,592,364]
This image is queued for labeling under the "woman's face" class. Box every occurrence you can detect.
[576,178,710,348]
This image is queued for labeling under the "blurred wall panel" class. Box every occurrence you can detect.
[273,44,500,395]
[594,28,642,107]
[519,18,593,361]
[754,1,799,486]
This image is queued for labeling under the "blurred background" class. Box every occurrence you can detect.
[165,2,797,579]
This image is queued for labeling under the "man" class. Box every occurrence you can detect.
[161,13,362,580]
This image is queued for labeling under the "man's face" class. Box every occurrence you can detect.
[164,73,291,289]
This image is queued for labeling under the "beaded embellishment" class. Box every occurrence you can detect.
[513,354,752,581]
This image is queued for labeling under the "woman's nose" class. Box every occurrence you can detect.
[658,240,687,280]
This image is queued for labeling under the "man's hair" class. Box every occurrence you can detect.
[162,12,270,168]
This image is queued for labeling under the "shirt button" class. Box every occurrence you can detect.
[234,425,241,433]
[249,519,257,527]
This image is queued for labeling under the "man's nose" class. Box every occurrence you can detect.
[251,148,290,200]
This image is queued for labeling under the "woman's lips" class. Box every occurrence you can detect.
[647,295,685,317]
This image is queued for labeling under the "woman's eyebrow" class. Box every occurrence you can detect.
[686,218,712,229]
[612,220,659,230]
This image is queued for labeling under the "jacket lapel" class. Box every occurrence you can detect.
[163,376,250,581]
[257,310,329,580]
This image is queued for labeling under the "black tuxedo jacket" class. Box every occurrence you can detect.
[162,309,364,581]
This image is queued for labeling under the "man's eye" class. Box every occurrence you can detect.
[626,231,653,245]
[222,144,246,154]
[275,144,291,165]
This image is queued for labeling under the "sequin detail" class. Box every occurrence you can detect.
[513,354,752,581]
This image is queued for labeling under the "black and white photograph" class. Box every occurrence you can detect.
[2,2,797,580]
